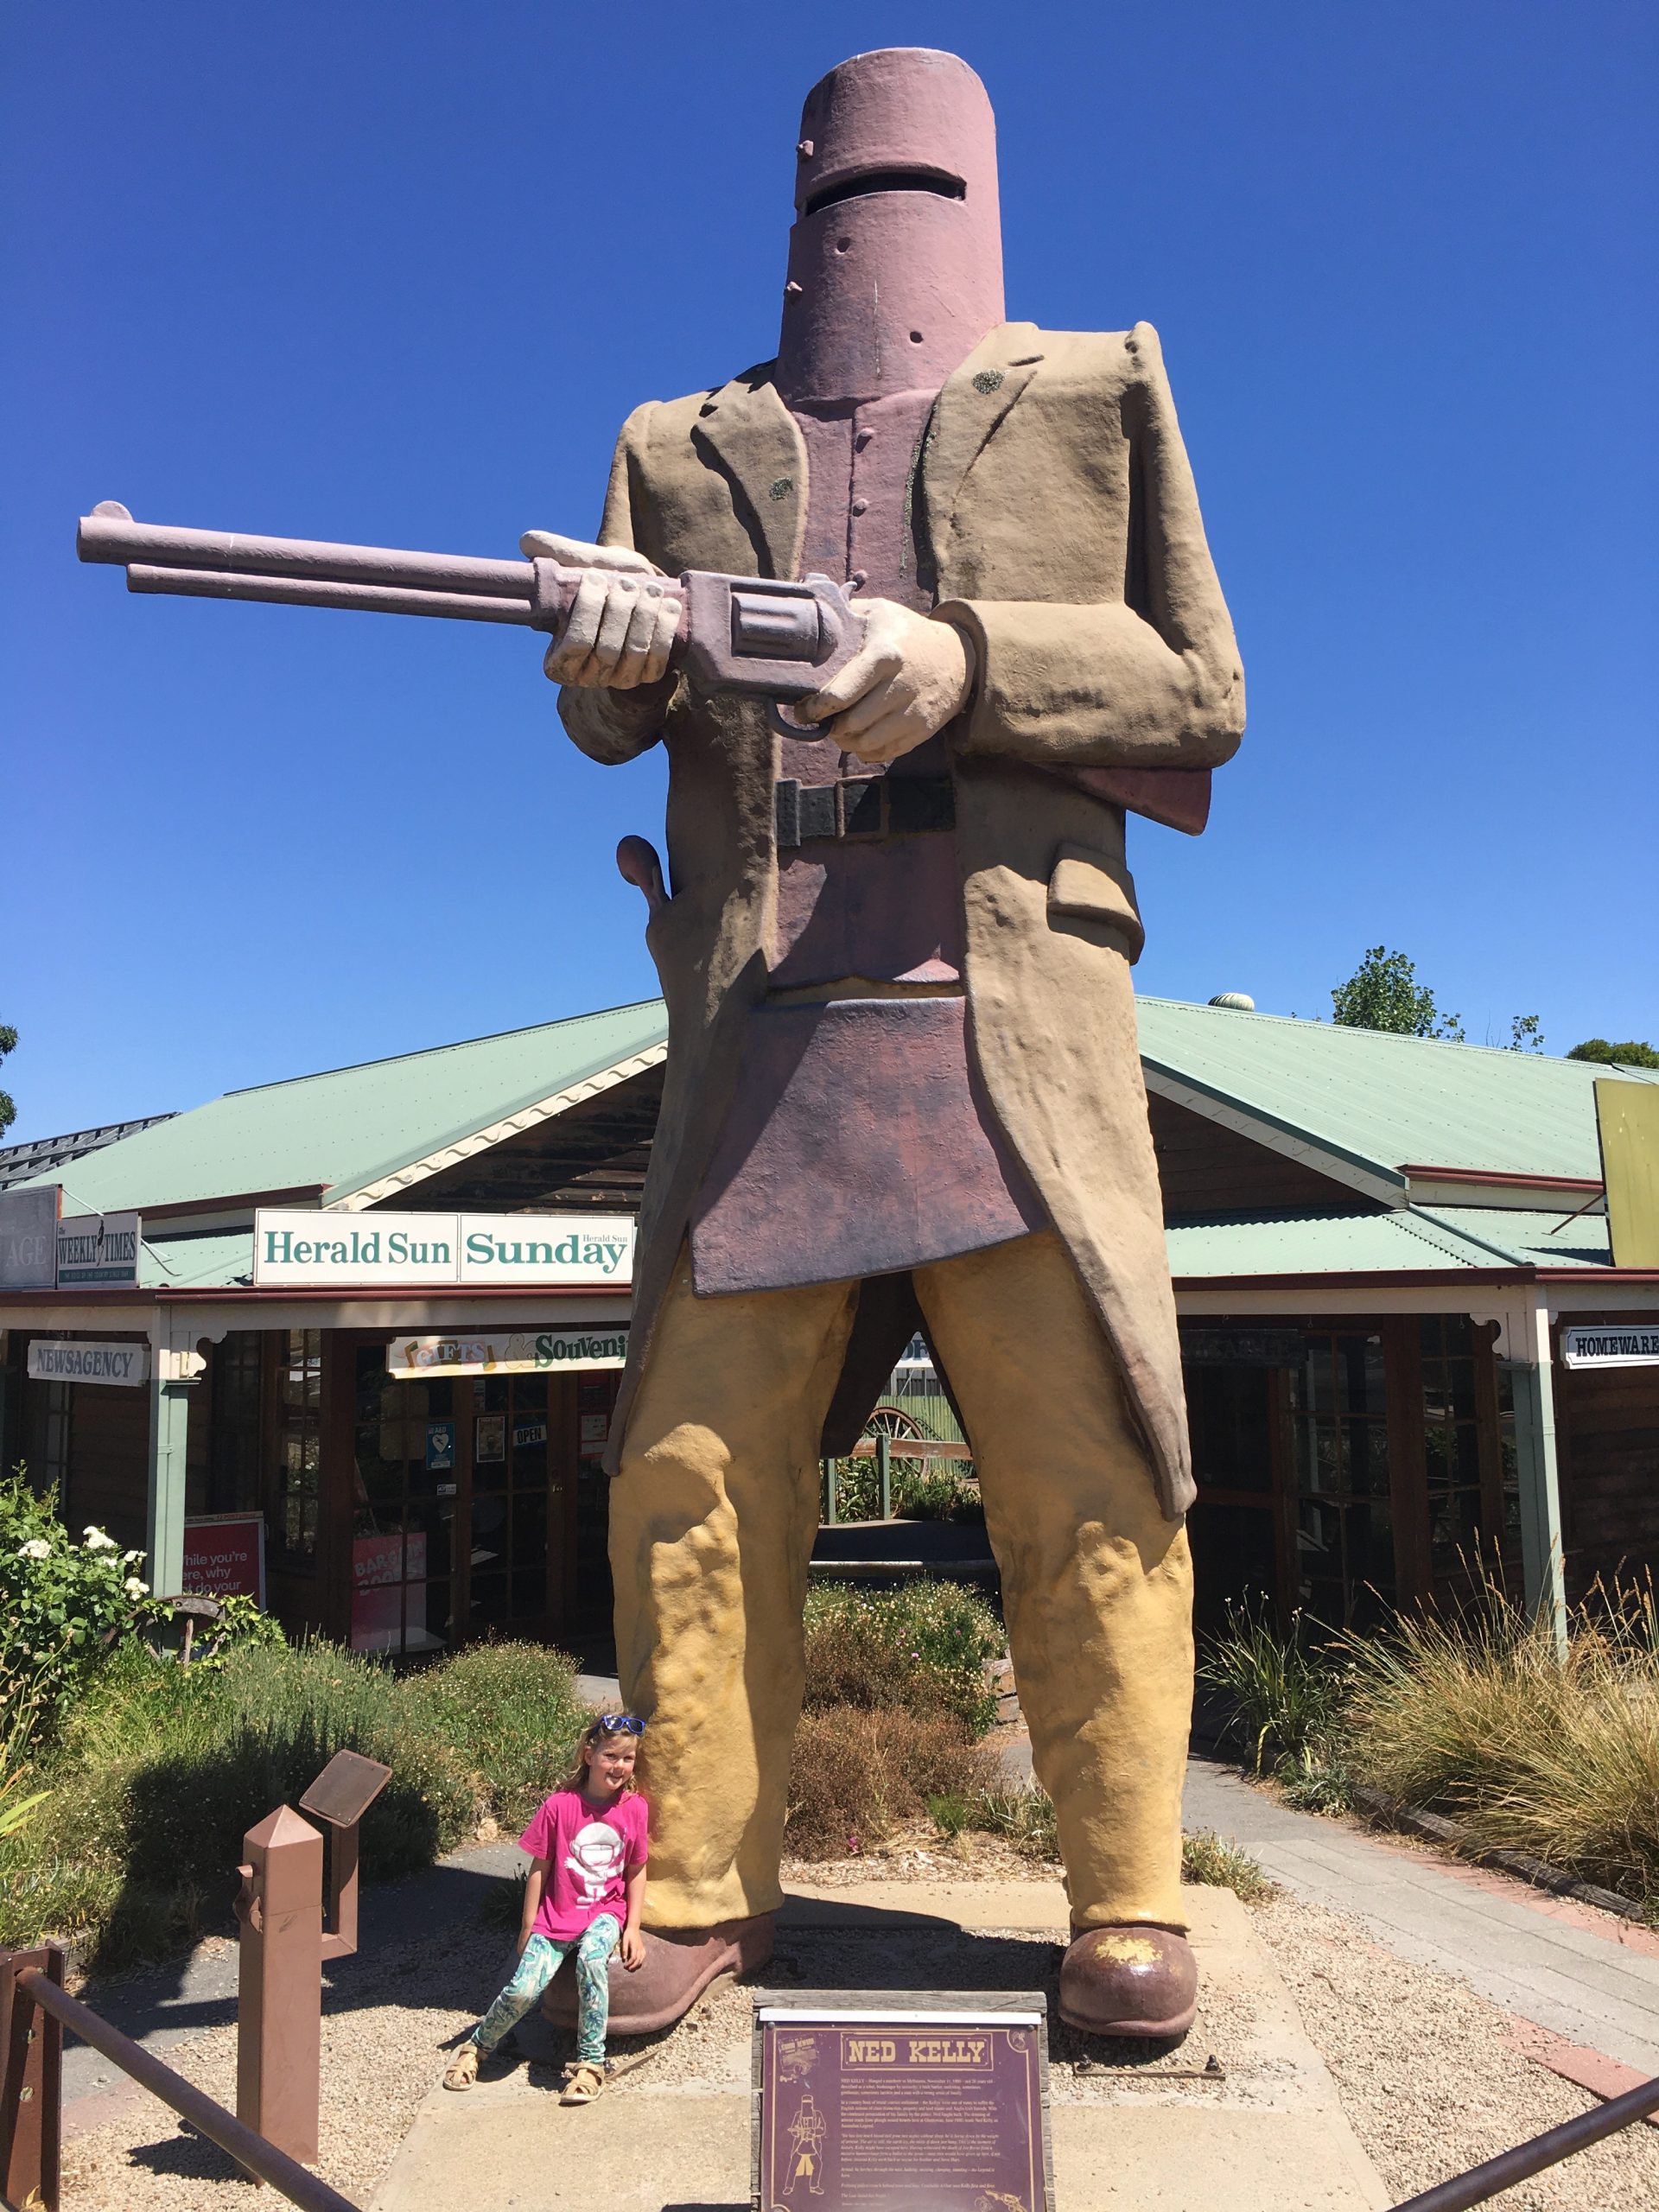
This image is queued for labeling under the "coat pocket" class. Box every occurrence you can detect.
[1046,843,1145,963]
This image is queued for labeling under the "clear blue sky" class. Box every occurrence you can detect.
[3,2,1654,1142]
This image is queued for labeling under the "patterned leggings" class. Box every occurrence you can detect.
[469,1915,621,2065]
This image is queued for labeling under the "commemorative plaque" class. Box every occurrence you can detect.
[752,1990,1055,2212]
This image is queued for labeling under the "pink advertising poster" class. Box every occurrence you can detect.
[351,1529,428,1650]
[181,1514,266,1604]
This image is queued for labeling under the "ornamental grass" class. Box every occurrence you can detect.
[1340,1575,1659,1909]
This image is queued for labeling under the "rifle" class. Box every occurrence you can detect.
[76,502,1210,830]
[75,502,859,734]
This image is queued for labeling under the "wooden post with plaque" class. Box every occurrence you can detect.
[752,1988,1055,2212]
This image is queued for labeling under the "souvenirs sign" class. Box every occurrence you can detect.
[386,1325,629,1377]
[753,1992,1054,2212]
[252,1210,634,1288]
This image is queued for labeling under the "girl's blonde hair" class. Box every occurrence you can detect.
[557,1714,644,1796]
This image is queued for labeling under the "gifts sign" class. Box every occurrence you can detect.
[753,1993,1054,2212]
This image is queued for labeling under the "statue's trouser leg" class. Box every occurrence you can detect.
[914,1228,1193,1931]
[610,1244,859,1927]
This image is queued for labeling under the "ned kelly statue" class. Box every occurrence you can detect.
[79,47,1244,2040]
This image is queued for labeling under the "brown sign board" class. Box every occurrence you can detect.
[752,1989,1054,2212]
[298,1749,392,1831]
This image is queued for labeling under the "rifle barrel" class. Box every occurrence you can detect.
[126,566,536,626]
[79,510,532,601]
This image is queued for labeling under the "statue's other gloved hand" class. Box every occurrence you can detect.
[520,531,682,690]
[798,600,976,765]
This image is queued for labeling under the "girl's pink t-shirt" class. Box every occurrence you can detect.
[518,1787,650,1941]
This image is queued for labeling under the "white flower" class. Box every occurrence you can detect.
[17,1538,51,1560]
[83,1527,118,1549]
[124,1577,149,1598]
[124,1548,145,1562]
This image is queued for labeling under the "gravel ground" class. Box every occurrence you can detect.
[1254,1893,1659,2210]
[60,1916,510,2212]
[60,1866,1659,2209]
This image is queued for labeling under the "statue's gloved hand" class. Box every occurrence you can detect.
[797,599,976,764]
[520,530,681,690]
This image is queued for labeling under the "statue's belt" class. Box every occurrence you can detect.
[774,773,955,849]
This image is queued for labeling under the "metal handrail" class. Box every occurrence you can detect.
[1388,2069,1659,2209]
[13,1965,360,2212]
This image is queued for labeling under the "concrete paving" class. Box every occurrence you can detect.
[1183,1753,1659,2077]
[372,1881,1389,2212]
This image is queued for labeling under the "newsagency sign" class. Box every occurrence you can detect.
[28,1339,149,1386]
[251,1211,635,1289]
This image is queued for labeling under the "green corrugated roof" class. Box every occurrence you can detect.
[23,999,669,1217]
[1135,998,1656,1185]
[24,989,1649,1240]
[143,1230,257,1290]
[1165,1203,1614,1280]
[1413,1206,1613,1271]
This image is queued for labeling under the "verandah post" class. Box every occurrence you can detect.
[1503,1290,1568,1662]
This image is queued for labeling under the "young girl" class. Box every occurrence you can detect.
[444,1714,649,2105]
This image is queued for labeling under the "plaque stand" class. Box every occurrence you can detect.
[752,1987,1055,2212]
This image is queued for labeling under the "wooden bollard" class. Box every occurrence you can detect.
[235,1805,325,2164]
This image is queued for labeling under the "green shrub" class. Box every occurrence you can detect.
[786,1704,999,1859]
[1198,1602,1351,1808]
[804,1579,1002,1734]
[0,1471,164,1729]
[4,1638,475,1966]
[404,1639,588,1832]
[825,1454,882,1522]
[893,1466,984,1524]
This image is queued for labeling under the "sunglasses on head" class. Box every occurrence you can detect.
[594,1715,645,1735]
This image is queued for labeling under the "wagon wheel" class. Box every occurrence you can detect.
[863,1404,930,1493]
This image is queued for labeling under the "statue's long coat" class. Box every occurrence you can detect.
[561,320,1244,1518]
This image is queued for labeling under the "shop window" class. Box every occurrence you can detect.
[470,1374,556,1630]
[574,1375,618,1623]
[209,1333,264,1515]
[24,1370,73,1501]
[1420,1316,1496,1572]
[1290,1333,1395,1629]
[1184,1358,1281,1636]
[274,1330,322,1565]
[352,1349,454,1655]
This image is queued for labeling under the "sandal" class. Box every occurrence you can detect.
[560,2061,606,2106]
[442,2044,480,2091]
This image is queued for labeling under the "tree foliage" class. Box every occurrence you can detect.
[1567,1038,1659,1069]
[0,1024,16,1141]
[1331,948,1465,1040]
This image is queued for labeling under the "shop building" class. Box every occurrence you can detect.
[1,995,1654,1649]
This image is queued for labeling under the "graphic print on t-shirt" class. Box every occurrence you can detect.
[565,1818,626,1904]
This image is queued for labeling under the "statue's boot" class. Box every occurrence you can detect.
[542,1913,776,2038]
[1058,1924,1198,2039]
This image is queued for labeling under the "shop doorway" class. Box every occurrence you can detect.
[347,1341,620,1658]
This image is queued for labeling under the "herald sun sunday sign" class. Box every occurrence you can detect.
[251,1210,635,1288]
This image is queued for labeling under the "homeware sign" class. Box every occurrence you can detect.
[252,1210,635,1288]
